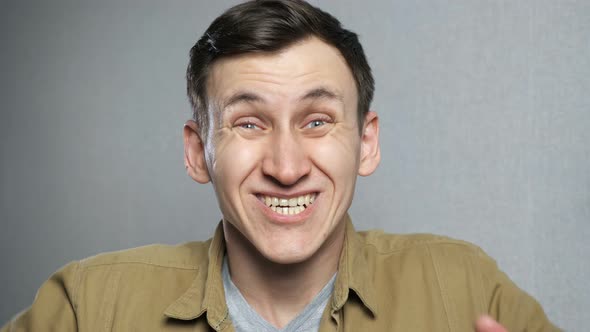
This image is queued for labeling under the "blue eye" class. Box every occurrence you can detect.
[308,120,326,128]
[240,123,258,129]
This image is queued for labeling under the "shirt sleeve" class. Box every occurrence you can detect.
[1,261,79,332]
[476,249,562,332]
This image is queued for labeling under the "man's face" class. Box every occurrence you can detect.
[184,37,379,264]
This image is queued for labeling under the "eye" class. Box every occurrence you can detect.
[239,122,259,130]
[304,114,334,130]
[233,117,264,131]
[307,120,326,128]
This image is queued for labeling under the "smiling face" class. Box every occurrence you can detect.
[184,37,380,264]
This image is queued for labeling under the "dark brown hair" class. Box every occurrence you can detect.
[186,0,374,136]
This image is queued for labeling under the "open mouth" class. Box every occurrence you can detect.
[257,193,317,215]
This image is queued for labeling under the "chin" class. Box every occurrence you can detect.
[259,242,318,265]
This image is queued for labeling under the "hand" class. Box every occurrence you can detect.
[475,315,508,332]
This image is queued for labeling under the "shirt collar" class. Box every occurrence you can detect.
[163,214,378,324]
[164,222,231,330]
[331,215,379,317]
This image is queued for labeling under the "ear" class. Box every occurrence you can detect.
[183,120,211,184]
[358,111,381,176]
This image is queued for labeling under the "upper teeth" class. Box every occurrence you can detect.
[261,193,316,215]
[263,193,315,207]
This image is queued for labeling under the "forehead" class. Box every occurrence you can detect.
[206,37,358,110]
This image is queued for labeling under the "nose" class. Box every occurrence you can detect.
[261,129,311,186]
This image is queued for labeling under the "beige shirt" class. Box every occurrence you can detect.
[2,216,560,331]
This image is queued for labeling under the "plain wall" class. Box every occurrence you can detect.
[1,1,588,330]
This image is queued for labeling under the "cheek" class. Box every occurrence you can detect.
[308,133,361,187]
[212,136,263,197]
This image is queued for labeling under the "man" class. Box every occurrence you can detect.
[2,1,559,331]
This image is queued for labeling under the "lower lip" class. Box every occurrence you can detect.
[256,195,317,224]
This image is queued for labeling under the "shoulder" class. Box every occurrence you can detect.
[57,240,214,317]
[357,229,489,259]
[354,229,499,280]
[77,239,213,271]
[6,240,217,330]
[354,231,494,321]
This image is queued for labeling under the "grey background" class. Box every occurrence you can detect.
[1,0,588,330]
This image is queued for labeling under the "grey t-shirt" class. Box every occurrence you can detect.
[222,257,336,332]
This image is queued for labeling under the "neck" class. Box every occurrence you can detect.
[222,221,345,329]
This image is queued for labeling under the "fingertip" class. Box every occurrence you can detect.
[475,315,506,332]
[477,315,496,325]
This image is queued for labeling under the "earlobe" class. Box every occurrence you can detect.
[358,111,381,176]
[183,120,211,184]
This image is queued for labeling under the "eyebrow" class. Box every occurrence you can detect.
[222,92,264,110]
[299,87,344,103]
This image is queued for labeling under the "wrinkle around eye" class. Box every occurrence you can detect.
[301,121,334,138]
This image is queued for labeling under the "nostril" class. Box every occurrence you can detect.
[261,138,312,186]
[265,173,309,188]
